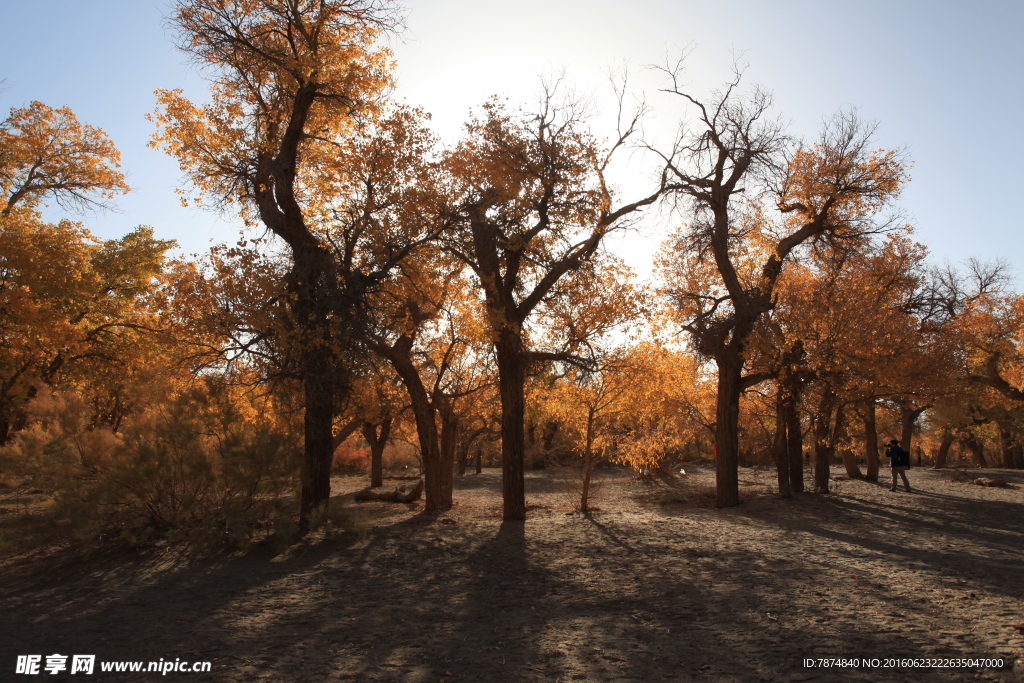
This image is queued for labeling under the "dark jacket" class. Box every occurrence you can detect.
[886,445,910,468]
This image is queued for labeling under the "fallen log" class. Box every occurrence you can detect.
[353,479,424,503]
[973,478,1009,488]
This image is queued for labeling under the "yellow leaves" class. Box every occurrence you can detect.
[540,255,647,351]
[779,136,909,231]
[534,343,708,470]
[0,215,176,433]
[151,2,410,250]
[766,234,959,400]
[0,101,129,215]
[446,96,611,246]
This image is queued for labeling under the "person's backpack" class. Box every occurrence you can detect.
[898,447,911,469]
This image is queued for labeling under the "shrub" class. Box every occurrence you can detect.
[657,491,688,505]
[331,438,369,474]
[0,378,301,554]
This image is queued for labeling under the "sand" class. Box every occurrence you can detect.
[2,465,1023,682]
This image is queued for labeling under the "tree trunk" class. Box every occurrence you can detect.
[436,400,458,504]
[997,419,1016,469]
[580,451,594,511]
[774,382,806,493]
[542,420,559,455]
[299,349,335,532]
[457,427,485,476]
[839,447,863,478]
[899,404,927,457]
[773,388,792,496]
[289,242,343,536]
[812,389,835,492]
[833,404,862,479]
[714,350,743,507]
[961,433,988,467]
[379,338,448,511]
[934,427,953,469]
[787,393,804,494]
[580,407,596,511]
[332,418,363,451]
[414,400,447,512]
[863,400,880,481]
[496,329,527,520]
[362,417,392,489]
[775,342,805,494]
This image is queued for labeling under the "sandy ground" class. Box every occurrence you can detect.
[2,464,1023,682]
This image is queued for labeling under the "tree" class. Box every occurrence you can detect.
[657,65,908,506]
[368,253,493,512]
[534,258,647,509]
[1,100,128,217]
[151,0,431,530]
[764,235,951,488]
[350,362,405,488]
[0,221,175,442]
[441,91,665,520]
[0,99,170,443]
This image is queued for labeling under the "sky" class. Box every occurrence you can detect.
[1,0,1022,280]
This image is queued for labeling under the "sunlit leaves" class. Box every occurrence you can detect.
[150,0,396,220]
[0,101,128,216]
[0,219,176,438]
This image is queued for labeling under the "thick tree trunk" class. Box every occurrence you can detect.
[961,433,988,467]
[496,330,527,520]
[812,390,835,492]
[934,427,953,469]
[380,339,448,511]
[863,400,880,481]
[774,382,806,493]
[714,351,743,507]
[436,401,458,503]
[899,404,927,458]
[833,404,863,479]
[300,351,335,532]
[839,448,863,479]
[774,342,805,494]
[332,418,363,451]
[362,417,392,489]
[289,242,343,535]
[773,389,792,496]
[416,409,448,511]
[997,420,1016,469]
[787,394,804,493]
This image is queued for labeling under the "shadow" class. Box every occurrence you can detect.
[4,467,1020,682]
[448,469,503,492]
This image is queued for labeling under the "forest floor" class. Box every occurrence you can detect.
[2,465,1023,682]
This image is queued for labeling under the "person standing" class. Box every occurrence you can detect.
[885,439,912,492]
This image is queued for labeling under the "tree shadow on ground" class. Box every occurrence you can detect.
[3,469,1021,682]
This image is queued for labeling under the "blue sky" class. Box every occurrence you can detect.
[2,0,1022,279]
